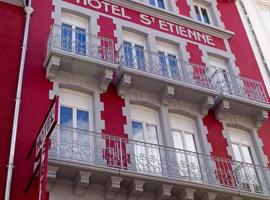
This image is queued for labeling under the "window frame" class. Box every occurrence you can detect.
[193,2,212,25]
[149,0,166,10]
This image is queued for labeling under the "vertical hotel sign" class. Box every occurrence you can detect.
[25,96,59,200]
[63,0,226,49]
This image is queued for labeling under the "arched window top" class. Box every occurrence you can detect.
[130,104,159,125]
[169,113,196,133]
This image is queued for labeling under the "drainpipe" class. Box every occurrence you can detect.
[4,0,33,200]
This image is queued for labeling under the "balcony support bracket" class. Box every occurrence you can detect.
[178,187,196,200]
[117,74,132,96]
[46,55,61,80]
[156,184,173,200]
[200,191,218,200]
[99,69,114,92]
[73,170,92,196]
[201,96,215,116]
[46,165,59,192]
[215,99,230,121]
[160,85,175,105]
[128,179,145,200]
[255,110,268,128]
[105,176,123,200]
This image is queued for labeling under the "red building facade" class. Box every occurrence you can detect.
[1,0,270,200]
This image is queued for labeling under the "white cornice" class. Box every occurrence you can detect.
[257,0,270,7]
[111,0,234,39]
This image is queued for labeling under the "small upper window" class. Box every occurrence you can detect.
[194,3,211,24]
[149,0,165,9]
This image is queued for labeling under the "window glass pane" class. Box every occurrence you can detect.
[146,124,158,144]
[194,6,202,22]
[149,0,156,6]
[77,110,89,130]
[172,131,184,149]
[232,144,243,162]
[158,51,168,76]
[60,106,73,127]
[124,41,133,67]
[157,0,165,9]
[183,133,196,152]
[61,24,72,51]
[132,121,144,141]
[201,8,210,24]
[168,54,178,78]
[75,27,86,55]
[135,45,145,70]
[241,146,253,164]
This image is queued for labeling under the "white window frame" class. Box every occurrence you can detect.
[193,1,213,25]
[149,0,167,10]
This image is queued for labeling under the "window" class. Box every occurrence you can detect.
[194,3,211,24]
[61,12,88,55]
[149,0,165,9]
[170,114,201,181]
[57,89,93,161]
[157,41,180,79]
[130,105,162,174]
[228,128,262,192]
[208,56,231,92]
[123,31,146,70]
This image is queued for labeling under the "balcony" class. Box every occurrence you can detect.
[48,126,270,199]
[116,44,270,116]
[44,25,117,89]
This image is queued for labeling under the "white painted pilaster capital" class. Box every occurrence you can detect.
[46,55,61,80]
[156,184,173,200]
[255,110,268,129]
[117,73,132,96]
[105,176,123,200]
[99,69,114,92]
[178,187,196,200]
[73,170,92,196]
[160,85,175,105]
[201,95,215,116]
[215,99,230,121]
[46,165,59,191]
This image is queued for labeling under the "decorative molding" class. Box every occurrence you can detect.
[117,74,132,96]
[99,69,114,92]
[128,179,145,200]
[156,184,173,200]
[73,170,92,196]
[178,187,196,200]
[255,110,268,128]
[201,191,218,200]
[105,176,123,200]
[215,99,230,120]
[46,55,61,80]
[160,85,175,105]
[46,165,59,191]
[201,95,215,116]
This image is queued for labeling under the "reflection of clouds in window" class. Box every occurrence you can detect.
[77,110,89,130]
[146,125,158,144]
[60,106,73,127]
[132,121,144,141]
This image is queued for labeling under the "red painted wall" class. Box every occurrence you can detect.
[175,0,191,17]
[8,0,54,199]
[0,2,24,198]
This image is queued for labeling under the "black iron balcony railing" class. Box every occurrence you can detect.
[47,24,115,63]
[49,126,270,195]
[118,44,269,104]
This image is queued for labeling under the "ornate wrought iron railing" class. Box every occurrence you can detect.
[49,126,270,195]
[47,25,115,63]
[118,44,269,104]
[211,70,269,104]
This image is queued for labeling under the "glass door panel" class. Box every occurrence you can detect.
[135,45,145,71]
[123,41,133,67]
[75,27,86,55]
[61,24,72,51]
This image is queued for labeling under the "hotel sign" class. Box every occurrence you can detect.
[66,0,225,49]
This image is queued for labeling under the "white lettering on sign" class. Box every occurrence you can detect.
[74,0,217,46]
